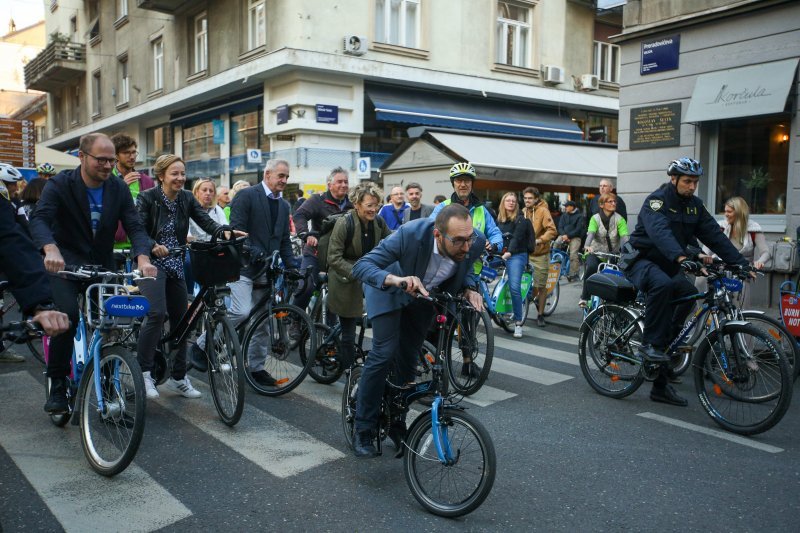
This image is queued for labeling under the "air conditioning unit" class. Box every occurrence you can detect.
[343,35,368,56]
[542,65,565,85]
[580,74,600,91]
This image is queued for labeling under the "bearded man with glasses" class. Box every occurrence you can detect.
[29,132,157,414]
[350,204,485,458]
[110,133,155,254]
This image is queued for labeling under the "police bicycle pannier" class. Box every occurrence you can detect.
[584,272,637,303]
[189,226,246,286]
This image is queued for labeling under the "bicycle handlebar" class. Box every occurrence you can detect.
[58,265,155,283]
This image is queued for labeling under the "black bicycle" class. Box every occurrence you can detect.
[579,261,792,435]
[237,251,317,396]
[342,289,496,517]
[0,280,45,363]
[148,241,246,426]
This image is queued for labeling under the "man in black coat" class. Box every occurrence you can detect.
[556,200,585,282]
[29,132,156,413]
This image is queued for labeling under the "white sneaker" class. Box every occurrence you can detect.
[513,324,523,338]
[143,371,159,399]
[166,376,202,399]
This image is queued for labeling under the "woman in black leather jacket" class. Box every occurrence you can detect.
[135,154,225,400]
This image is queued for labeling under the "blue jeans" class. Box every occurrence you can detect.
[505,253,527,322]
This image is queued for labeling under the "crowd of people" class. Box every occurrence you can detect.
[0,129,775,451]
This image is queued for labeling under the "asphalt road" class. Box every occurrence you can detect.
[1,312,798,532]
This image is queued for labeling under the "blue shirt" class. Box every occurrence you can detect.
[86,185,103,237]
[378,203,409,230]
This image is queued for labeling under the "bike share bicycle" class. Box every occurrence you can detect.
[149,230,247,426]
[341,288,496,517]
[44,265,151,476]
[579,260,792,435]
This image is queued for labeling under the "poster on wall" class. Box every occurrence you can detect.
[629,103,681,150]
[641,34,680,75]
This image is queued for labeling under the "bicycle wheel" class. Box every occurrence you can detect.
[341,364,362,449]
[205,315,245,426]
[302,323,345,385]
[578,304,646,398]
[445,307,493,396]
[27,338,45,364]
[741,311,800,382]
[242,304,316,396]
[78,345,145,476]
[404,407,496,518]
[542,282,559,317]
[694,323,792,435]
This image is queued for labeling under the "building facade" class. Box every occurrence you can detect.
[30,0,621,200]
[613,0,799,306]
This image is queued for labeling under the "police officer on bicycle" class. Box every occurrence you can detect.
[623,157,750,406]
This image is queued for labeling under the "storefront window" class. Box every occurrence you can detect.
[715,116,789,215]
[145,124,173,168]
[182,121,221,162]
[230,109,269,157]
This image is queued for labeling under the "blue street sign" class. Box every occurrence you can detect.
[276,105,289,125]
[640,34,680,75]
[316,104,339,124]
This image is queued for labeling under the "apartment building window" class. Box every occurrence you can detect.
[375,0,420,48]
[496,1,531,67]
[183,121,220,162]
[152,38,164,91]
[593,41,620,83]
[193,12,208,73]
[230,109,269,158]
[248,0,266,50]
[52,94,63,133]
[92,71,101,116]
[36,125,46,142]
[70,85,80,125]
[118,55,130,105]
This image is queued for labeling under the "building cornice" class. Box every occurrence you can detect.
[43,47,619,148]
[611,0,794,43]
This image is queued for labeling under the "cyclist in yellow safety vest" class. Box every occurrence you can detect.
[429,162,504,262]
[429,162,504,381]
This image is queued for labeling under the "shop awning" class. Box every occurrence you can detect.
[685,58,799,122]
[367,86,583,140]
[35,143,79,170]
[383,130,617,187]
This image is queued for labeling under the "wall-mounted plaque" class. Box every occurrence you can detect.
[630,103,681,150]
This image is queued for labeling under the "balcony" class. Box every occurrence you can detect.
[24,41,86,92]
[136,0,191,13]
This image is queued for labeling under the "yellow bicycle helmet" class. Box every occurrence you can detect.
[449,162,476,183]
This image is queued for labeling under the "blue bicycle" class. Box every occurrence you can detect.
[45,266,151,476]
[342,290,496,517]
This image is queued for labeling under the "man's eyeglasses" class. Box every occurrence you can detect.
[84,152,117,166]
[523,196,535,201]
[119,150,139,157]
[442,232,476,248]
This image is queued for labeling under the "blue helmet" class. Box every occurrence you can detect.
[667,157,703,177]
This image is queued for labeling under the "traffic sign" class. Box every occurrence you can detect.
[356,157,370,180]
[247,148,262,164]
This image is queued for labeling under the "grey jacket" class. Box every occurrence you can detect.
[402,203,434,224]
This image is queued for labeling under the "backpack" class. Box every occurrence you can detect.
[317,211,386,272]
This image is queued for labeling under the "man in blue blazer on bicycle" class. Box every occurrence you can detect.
[351,203,485,458]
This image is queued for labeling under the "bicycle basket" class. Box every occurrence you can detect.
[189,238,246,286]
[87,284,145,329]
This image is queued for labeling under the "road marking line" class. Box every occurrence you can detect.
[490,357,573,385]
[362,330,576,378]
[495,324,578,346]
[295,378,423,419]
[493,335,578,366]
[636,412,784,454]
[155,380,345,478]
[460,385,517,407]
[0,372,192,532]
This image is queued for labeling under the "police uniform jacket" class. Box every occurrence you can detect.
[628,182,746,277]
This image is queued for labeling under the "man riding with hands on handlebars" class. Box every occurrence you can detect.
[622,157,753,407]
[351,204,485,458]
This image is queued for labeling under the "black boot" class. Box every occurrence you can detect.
[44,378,69,414]
[637,344,670,363]
[354,430,378,458]
[650,384,688,407]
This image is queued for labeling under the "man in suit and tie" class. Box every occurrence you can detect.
[191,159,298,386]
[350,203,485,457]
[401,182,434,224]
[29,132,157,414]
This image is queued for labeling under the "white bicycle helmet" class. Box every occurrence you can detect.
[0,163,23,183]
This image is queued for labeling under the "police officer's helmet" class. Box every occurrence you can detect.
[0,163,23,183]
[449,162,476,185]
[37,162,56,176]
[667,157,703,177]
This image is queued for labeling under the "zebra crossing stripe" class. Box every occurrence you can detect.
[492,335,578,366]
[154,379,345,478]
[490,358,573,385]
[0,372,192,532]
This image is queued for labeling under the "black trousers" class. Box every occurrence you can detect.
[46,275,82,378]
[136,270,189,379]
